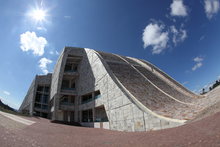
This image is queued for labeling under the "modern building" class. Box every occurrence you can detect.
[20,47,218,132]
[19,74,51,118]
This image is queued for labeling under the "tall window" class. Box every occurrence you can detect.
[61,80,70,89]
[64,63,78,72]
[82,109,93,122]
[61,79,75,90]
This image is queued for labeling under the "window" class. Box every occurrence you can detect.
[35,93,42,102]
[61,80,70,89]
[94,90,101,99]
[37,86,44,92]
[95,106,108,122]
[42,94,49,104]
[41,104,48,110]
[44,86,50,93]
[34,111,40,116]
[61,79,75,90]
[81,93,93,104]
[71,81,75,89]
[60,95,74,105]
[35,85,50,109]
[82,109,93,122]
[64,63,78,72]
[70,96,75,104]
[64,63,72,72]
[34,103,41,108]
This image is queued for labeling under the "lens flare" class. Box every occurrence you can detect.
[31,9,46,21]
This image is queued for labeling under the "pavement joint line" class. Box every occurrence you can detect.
[0,111,35,125]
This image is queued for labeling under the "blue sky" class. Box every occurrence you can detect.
[0,0,220,109]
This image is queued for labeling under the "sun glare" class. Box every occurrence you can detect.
[31,9,46,21]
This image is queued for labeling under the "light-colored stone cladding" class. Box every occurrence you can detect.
[20,46,220,132]
[48,47,184,131]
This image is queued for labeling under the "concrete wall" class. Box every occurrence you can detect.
[19,74,52,116]
[77,49,184,132]
[19,77,36,114]
[50,47,86,121]
[21,47,185,132]
[50,49,65,100]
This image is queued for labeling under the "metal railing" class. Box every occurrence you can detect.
[94,95,101,99]
[61,87,76,91]
[81,98,93,104]
[60,102,74,106]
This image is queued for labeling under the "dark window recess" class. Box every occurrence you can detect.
[34,111,40,116]
[71,82,75,89]
[35,93,42,102]
[42,94,49,104]
[60,95,68,104]
[61,80,70,89]
[82,109,93,122]
[34,103,41,108]
[95,106,108,122]
[94,90,101,99]
[64,63,78,72]
[81,94,93,104]
[42,105,48,110]
[37,86,44,92]
[41,113,48,118]
[62,97,68,103]
[60,95,74,105]
[73,66,77,71]
[70,96,75,103]
[44,86,50,93]
[61,80,75,90]
[64,63,72,72]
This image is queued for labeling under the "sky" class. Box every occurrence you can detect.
[0,0,220,109]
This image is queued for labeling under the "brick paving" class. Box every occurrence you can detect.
[1,112,220,147]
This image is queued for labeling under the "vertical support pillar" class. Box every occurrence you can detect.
[74,95,79,122]
[92,92,95,122]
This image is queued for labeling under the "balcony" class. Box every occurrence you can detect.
[81,98,93,104]
[94,94,101,100]
[34,103,49,113]
[63,70,79,76]
[59,102,75,111]
[60,88,77,95]
[94,117,108,122]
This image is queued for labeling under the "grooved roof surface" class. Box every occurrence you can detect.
[97,51,220,120]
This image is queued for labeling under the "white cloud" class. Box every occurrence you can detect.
[194,57,204,62]
[39,58,52,74]
[170,25,187,46]
[192,57,204,71]
[192,62,203,71]
[170,0,188,17]
[142,23,169,54]
[20,31,47,56]
[64,15,71,19]
[204,0,220,19]
[49,50,59,55]
[3,91,10,96]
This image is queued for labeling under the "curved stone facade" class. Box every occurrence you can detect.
[19,47,220,132]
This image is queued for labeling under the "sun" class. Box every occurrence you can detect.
[31,9,46,21]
